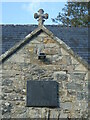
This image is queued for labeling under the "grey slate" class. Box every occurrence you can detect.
[0,25,89,64]
[27,80,58,107]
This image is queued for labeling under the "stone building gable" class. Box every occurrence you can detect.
[1,25,89,64]
[0,26,89,70]
[0,25,89,118]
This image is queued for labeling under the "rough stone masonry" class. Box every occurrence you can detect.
[0,9,89,119]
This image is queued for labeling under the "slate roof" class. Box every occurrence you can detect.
[0,25,89,64]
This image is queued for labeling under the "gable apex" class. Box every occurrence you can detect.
[0,25,89,70]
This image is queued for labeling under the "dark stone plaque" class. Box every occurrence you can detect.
[26,80,58,107]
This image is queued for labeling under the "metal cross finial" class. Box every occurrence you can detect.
[34,9,49,26]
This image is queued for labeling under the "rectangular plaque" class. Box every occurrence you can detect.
[26,80,58,107]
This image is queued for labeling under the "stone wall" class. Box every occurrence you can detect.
[1,32,89,119]
[1,25,89,64]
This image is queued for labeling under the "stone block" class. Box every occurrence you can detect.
[28,47,34,53]
[54,71,68,81]
[70,72,86,81]
[16,111,28,118]
[30,39,41,44]
[2,79,13,86]
[7,54,25,63]
[66,82,83,91]
[59,90,67,96]
[45,43,59,48]
[85,72,89,80]
[60,102,72,110]
[28,108,41,118]
[59,110,68,118]
[75,64,87,71]
[61,56,72,65]
[61,96,76,102]
[44,48,59,55]
[77,92,88,101]
[11,106,27,117]
[5,93,25,101]
[43,38,56,44]
[40,108,48,118]
[2,102,12,115]
[49,109,60,118]
[61,48,69,55]
[67,90,76,96]
[37,32,47,37]
[2,87,14,93]
[67,65,75,72]
[83,81,88,92]
[2,70,22,77]
[71,56,79,64]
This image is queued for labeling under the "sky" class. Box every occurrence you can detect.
[1,2,67,25]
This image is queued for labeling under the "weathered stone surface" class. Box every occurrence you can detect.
[60,102,72,110]
[62,56,72,65]
[1,31,88,119]
[67,90,76,96]
[2,70,22,77]
[66,82,83,91]
[77,92,88,101]
[54,71,68,81]
[61,48,69,55]
[2,79,13,86]
[2,102,12,115]
[7,54,25,63]
[43,38,56,44]
[70,72,86,81]
[49,109,60,118]
[2,87,14,93]
[71,56,79,65]
[11,106,27,118]
[59,110,68,118]
[28,108,42,118]
[75,64,87,71]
